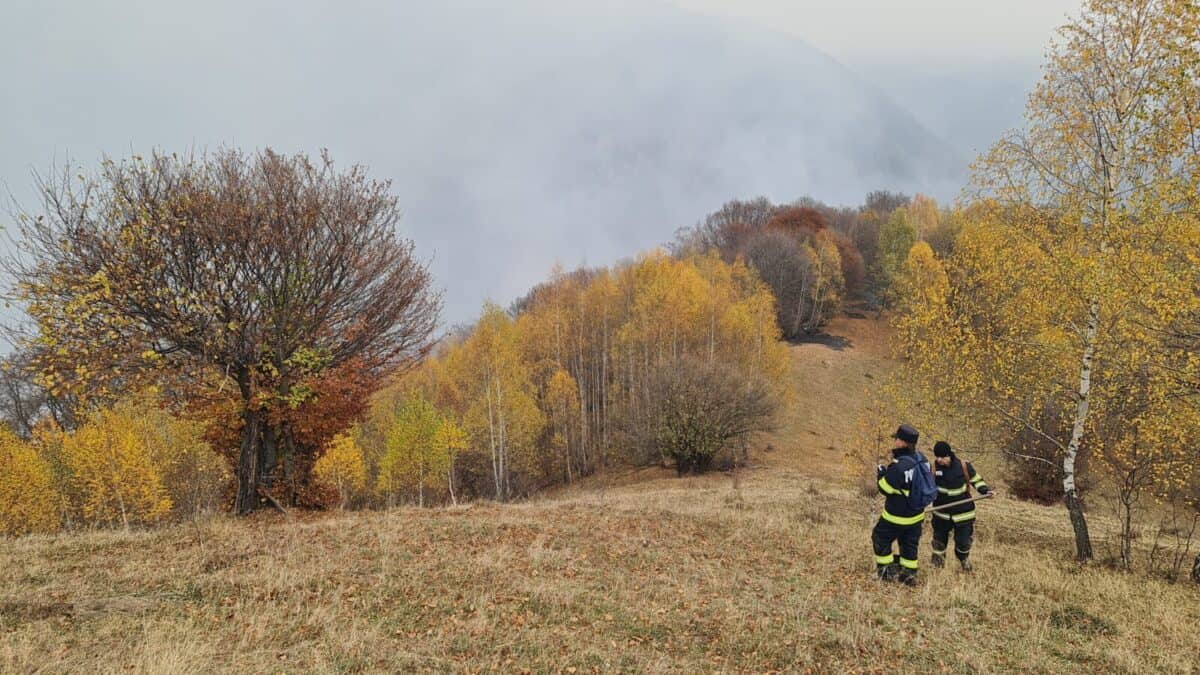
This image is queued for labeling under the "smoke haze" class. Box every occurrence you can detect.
[0,0,1062,324]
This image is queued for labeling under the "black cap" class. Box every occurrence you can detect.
[892,424,919,445]
[934,441,953,457]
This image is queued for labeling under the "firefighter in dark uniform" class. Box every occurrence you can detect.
[930,441,991,571]
[872,424,926,586]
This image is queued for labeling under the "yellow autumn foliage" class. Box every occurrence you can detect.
[351,250,789,504]
[378,391,456,507]
[128,396,230,519]
[893,0,1200,562]
[892,241,949,360]
[56,403,174,527]
[314,432,367,508]
[0,427,62,535]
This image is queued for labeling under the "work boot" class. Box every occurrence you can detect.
[958,557,973,573]
[877,563,900,582]
[931,552,945,568]
[898,569,918,587]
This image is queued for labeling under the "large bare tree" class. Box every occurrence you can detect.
[7,149,440,514]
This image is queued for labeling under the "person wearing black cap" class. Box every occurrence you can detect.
[930,441,991,571]
[871,423,928,586]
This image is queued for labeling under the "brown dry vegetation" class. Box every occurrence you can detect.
[2,318,1197,673]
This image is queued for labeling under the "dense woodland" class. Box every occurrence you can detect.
[671,191,961,335]
[0,0,1198,583]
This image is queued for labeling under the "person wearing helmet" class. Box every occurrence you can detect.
[930,440,991,571]
[871,423,928,586]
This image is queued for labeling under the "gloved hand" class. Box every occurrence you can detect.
[978,485,992,495]
[876,464,886,478]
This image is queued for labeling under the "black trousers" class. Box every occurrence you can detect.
[931,516,975,560]
[872,518,922,577]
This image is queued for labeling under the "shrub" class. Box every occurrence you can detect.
[314,432,367,509]
[58,404,173,527]
[1003,411,1093,505]
[0,427,61,535]
[634,357,777,475]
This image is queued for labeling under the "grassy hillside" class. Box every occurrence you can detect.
[2,318,1197,673]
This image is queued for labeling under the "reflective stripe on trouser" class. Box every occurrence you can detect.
[872,517,921,574]
[898,557,919,570]
[932,517,974,561]
[933,509,976,523]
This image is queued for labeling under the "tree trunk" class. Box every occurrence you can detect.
[486,371,501,500]
[497,377,509,500]
[573,333,588,468]
[601,320,609,468]
[1062,490,1093,561]
[708,301,716,363]
[117,490,129,530]
[1062,297,1099,561]
[577,372,588,474]
[1121,493,1133,570]
[262,423,278,487]
[234,407,262,515]
[234,367,263,515]
[808,275,825,332]
[792,277,809,337]
[282,426,298,507]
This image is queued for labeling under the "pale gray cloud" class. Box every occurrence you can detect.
[670,0,1081,156]
[670,0,1079,67]
[0,0,1070,328]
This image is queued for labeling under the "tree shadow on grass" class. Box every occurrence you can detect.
[788,333,853,351]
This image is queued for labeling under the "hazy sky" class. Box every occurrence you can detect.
[672,0,1081,157]
[0,0,1083,330]
[672,0,1079,67]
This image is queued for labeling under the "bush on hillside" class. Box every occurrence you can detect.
[33,394,226,528]
[1003,411,1093,505]
[54,405,174,528]
[314,432,369,509]
[0,426,61,535]
[631,357,777,475]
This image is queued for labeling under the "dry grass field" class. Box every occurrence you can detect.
[2,318,1197,673]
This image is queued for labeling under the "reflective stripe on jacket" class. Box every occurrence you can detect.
[933,458,988,515]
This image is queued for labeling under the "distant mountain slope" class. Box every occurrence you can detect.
[0,0,965,324]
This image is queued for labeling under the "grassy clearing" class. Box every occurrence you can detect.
[3,474,1196,673]
[2,318,1197,673]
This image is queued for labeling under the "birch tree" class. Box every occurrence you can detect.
[897,0,1200,561]
[447,305,544,500]
[378,392,448,507]
[875,208,917,307]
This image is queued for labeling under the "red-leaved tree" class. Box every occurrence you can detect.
[8,149,441,514]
